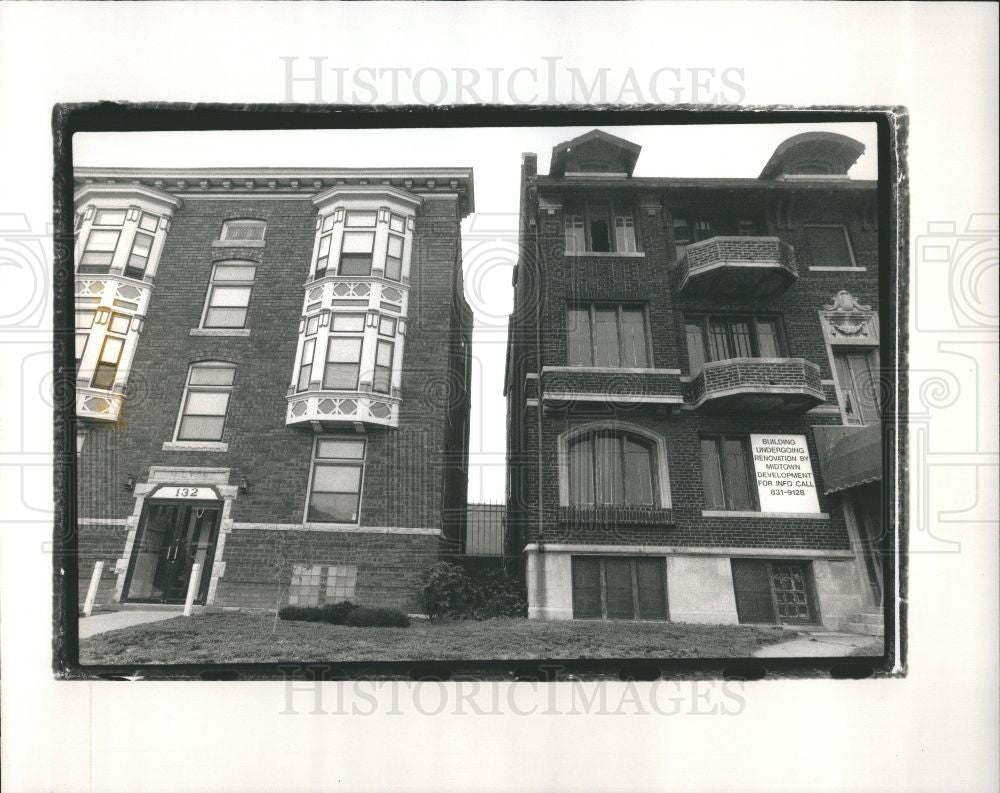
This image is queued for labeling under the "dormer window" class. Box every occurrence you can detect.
[220,219,266,243]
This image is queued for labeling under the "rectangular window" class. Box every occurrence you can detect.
[373,339,394,394]
[307,437,366,523]
[89,312,129,389]
[564,202,639,253]
[389,213,406,233]
[220,219,266,242]
[339,231,375,276]
[124,231,155,279]
[571,557,667,620]
[330,313,365,333]
[834,348,881,425]
[566,303,649,368]
[701,435,757,511]
[315,232,333,277]
[93,208,126,227]
[385,233,404,281]
[202,262,255,328]
[731,559,816,624]
[323,337,363,389]
[175,363,236,442]
[297,338,316,392]
[75,309,96,362]
[378,316,397,337]
[686,314,785,367]
[79,229,121,272]
[138,212,159,233]
[345,210,377,228]
[805,225,856,268]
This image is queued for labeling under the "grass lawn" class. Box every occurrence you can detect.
[80,612,791,664]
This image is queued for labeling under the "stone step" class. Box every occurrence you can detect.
[842,621,884,637]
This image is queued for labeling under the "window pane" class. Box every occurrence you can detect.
[98,336,124,364]
[213,264,256,281]
[568,436,595,505]
[345,211,377,228]
[387,235,404,258]
[338,255,372,276]
[316,439,366,459]
[94,209,126,226]
[589,217,611,252]
[86,229,120,252]
[75,310,96,329]
[138,212,159,232]
[75,333,88,360]
[604,559,634,619]
[204,307,248,328]
[701,439,726,509]
[131,232,153,257]
[375,341,393,367]
[623,437,655,506]
[806,225,853,267]
[571,557,602,618]
[721,438,754,509]
[592,309,620,367]
[178,416,226,441]
[108,314,131,334]
[91,363,117,390]
[614,215,637,253]
[685,322,705,374]
[378,316,396,336]
[730,319,753,358]
[189,365,236,386]
[208,285,251,308]
[184,391,230,416]
[305,315,320,336]
[327,338,362,363]
[564,215,585,253]
[323,363,360,389]
[566,308,592,366]
[594,432,623,505]
[331,314,365,332]
[342,231,375,253]
[307,492,359,523]
[619,308,648,367]
[755,319,781,357]
[384,255,402,281]
[321,215,335,232]
[317,234,332,258]
[312,464,361,493]
[389,214,406,232]
[708,318,730,361]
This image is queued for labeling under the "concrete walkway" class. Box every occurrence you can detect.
[753,631,882,658]
[78,610,182,639]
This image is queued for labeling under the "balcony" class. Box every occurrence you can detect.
[536,367,685,412]
[687,358,824,413]
[286,390,400,429]
[77,386,124,422]
[677,236,797,299]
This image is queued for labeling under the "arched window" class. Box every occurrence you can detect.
[567,429,658,506]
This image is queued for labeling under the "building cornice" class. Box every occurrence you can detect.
[74,167,475,216]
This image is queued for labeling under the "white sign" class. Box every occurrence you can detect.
[749,434,821,514]
[150,485,218,501]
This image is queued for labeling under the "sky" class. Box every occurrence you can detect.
[76,121,878,501]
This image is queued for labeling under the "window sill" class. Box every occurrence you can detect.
[808,266,866,272]
[162,441,229,452]
[564,251,645,258]
[701,510,830,520]
[189,328,251,337]
[212,240,265,248]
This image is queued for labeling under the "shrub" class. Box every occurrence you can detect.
[319,600,358,625]
[419,562,527,620]
[344,606,411,628]
[278,605,324,623]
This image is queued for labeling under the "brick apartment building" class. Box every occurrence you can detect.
[505,129,884,633]
[73,166,474,613]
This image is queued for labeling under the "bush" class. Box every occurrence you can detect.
[419,562,527,620]
[344,606,411,628]
[279,601,357,625]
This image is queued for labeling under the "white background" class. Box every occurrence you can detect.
[1,3,998,793]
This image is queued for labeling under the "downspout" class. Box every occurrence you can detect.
[532,196,546,612]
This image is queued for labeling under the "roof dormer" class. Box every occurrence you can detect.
[759,132,865,180]
[550,129,642,178]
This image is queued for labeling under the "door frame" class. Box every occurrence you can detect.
[121,499,223,605]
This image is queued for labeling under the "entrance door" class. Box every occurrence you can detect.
[124,501,221,604]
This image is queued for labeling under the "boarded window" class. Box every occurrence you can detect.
[571,557,667,620]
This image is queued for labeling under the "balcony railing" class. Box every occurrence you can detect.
[536,367,685,411]
[677,236,797,299]
[687,357,824,413]
[77,385,124,422]
[286,390,400,428]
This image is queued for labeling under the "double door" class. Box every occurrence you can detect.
[124,501,221,604]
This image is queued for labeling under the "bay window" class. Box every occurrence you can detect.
[89,311,131,389]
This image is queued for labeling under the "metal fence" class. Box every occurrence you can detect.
[465,502,505,556]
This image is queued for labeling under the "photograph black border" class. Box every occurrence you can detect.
[52,103,907,681]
